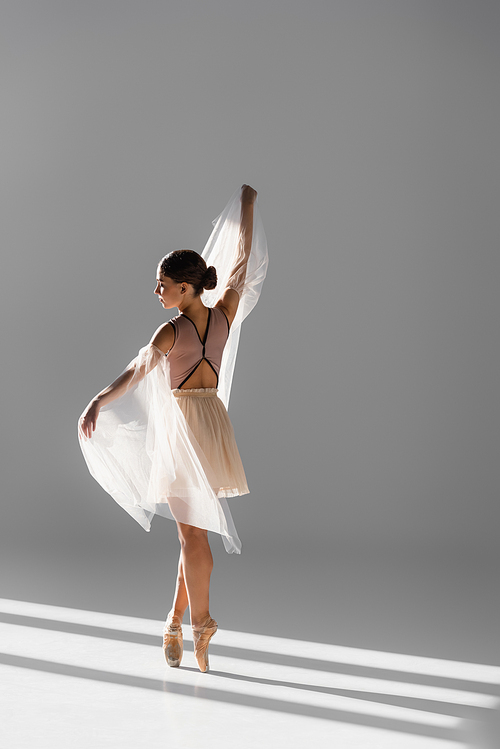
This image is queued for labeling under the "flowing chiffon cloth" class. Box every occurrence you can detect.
[78,186,268,554]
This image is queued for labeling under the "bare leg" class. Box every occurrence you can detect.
[175,521,214,628]
[168,549,189,622]
[163,551,186,668]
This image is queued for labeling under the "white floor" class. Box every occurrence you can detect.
[1,598,499,749]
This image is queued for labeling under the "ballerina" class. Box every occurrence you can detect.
[78,184,268,672]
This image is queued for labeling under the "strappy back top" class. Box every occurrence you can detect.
[166,306,230,389]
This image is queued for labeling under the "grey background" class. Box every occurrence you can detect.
[1,1,499,663]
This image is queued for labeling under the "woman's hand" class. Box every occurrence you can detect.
[241,184,257,205]
[79,399,101,439]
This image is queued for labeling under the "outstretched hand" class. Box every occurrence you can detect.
[241,184,257,205]
[79,399,101,439]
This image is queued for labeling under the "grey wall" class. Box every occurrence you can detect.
[2,1,499,571]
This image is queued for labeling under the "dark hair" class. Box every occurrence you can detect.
[159,250,217,297]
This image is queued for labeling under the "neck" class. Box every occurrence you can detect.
[178,295,206,317]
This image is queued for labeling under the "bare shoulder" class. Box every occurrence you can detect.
[149,320,175,354]
[215,288,240,328]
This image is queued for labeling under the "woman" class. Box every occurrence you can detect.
[78,184,267,673]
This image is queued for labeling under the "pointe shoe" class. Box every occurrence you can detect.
[163,616,183,668]
[192,616,218,673]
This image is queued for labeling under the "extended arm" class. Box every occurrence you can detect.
[79,367,136,439]
[215,184,257,326]
[79,323,174,439]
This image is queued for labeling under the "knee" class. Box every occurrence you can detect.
[177,522,208,548]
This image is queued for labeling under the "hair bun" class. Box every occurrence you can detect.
[203,265,217,290]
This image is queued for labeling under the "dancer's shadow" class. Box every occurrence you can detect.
[2,609,499,745]
[181,665,493,720]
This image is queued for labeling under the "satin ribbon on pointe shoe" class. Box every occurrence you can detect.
[163,616,183,668]
[192,617,218,673]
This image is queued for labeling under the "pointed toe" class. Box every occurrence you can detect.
[192,617,218,673]
[163,617,184,668]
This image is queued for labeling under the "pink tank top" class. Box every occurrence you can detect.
[166,306,230,389]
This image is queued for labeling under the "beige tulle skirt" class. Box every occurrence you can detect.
[172,388,249,499]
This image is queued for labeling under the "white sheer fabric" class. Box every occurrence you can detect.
[201,186,268,408]
[78,187,268,553]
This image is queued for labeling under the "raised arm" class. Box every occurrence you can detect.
[215,184,257,327]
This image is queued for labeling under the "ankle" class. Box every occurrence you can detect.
[191,613,212,630]
[167,609,185,624]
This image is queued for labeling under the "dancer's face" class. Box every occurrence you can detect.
[154,268,186,309]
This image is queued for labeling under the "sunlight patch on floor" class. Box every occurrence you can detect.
[1,598,498,749]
